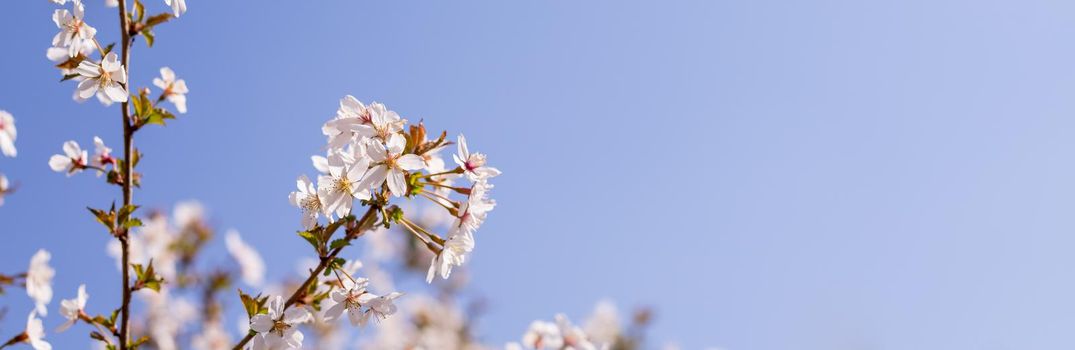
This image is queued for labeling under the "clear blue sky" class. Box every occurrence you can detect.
[4,0,1075,349]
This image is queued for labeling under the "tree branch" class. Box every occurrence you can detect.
[116,0,134,348]
[231,205,380,350]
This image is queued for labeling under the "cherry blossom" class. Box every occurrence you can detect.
[354,102,405,141]
[26,250,55,316]
[358,292,403,326]
[153,67,188,113]
[288,175,323,229]
[250,295,312,350]
[56,284,88,332]
[323,95,370,149]
[426,231,473,283]
[75,52,127,104]
[48,140,87,176]
[24,311,52,350]
[363,134,425,197]
[323,277,371,326]
[317,151,372,218]
[51,0,96,58]
[454,134,501,181]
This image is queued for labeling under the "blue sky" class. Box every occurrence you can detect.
[4,0,1075,349]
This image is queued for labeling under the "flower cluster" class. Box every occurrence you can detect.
[47,0,188,110]
[296,96,500,284]
[48,137,114,177]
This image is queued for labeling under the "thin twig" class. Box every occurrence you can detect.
[230,205,380,350]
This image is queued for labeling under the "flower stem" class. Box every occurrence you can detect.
[116,0,134,348]
[230,205,380,350]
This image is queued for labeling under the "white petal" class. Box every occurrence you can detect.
[283,306,311,325]
[76,79,98,99]
[249,315,273,333]
[386,133,406,155]
[386,169,406,197]
[103,83,128,103]
[396,154,425,171]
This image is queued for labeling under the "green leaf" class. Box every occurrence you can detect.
[132,93,148,118]
[131,336,151,348]
[145,13,172,27]
[329,238,350,250]
[90,331,107,343]
[87,206,117,233]
[132,263,145,279]
[124,217,144,228]
[298,230,321,253]
[238,289,268,318]
[132,260,164,292]
[118,204,139,223]
[142,29,155,48]
[142,108,176,126]
[133,0,145,22]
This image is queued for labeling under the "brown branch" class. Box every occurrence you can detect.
[116,0,134,348]
[231,206,380,350]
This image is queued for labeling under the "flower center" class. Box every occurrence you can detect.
[465,154,486,171]
[270,320,290,336]
[333,176,352,194]
[98,67,112,88]
[301,195,321,212]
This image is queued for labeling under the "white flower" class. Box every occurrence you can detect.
[76,52,128,104]
[224,230,265,286]
[153,67,188,113]
[164,0,186,17]
[457,179,496,235]
[50,0,68,5]
[454,134,501,181]
[0,173,9,207]
[91,136,114,176]
[521,320,563,349]
[0,110,16,157]
[104,0,118,7]
[26,250,55,316]
[25,312,52,350]
[48,140,87,175]
[322,95,369,149]
[358,292,402,326]
[317,151,372,218]
[323,277,370,326]
[425,229,473,283]
[353,102,405,140]
[363,134,425,197]
[57,284,88,332]
[249,295,311,350]
[51,0,96,58]
[289,175,324,229]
